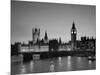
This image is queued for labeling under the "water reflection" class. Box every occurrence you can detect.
[67,56,72,70]
[89,60,92,64]
[58,57,62,66]
[58,57,62,62]
[68,56,71,60]
[76,57,84,69]
[12,56,96,74]
[88,60,94,69]
[20,63,26,74]
[30,61,34,72]
[49,61,55,72]
[77,57,81,62]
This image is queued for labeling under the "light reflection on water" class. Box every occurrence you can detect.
[20,63,26,74]
[89,60,92,64]
[58,57,62,66]
[30,60,34,72]
[11,56,96,74]
[49,61,55,72]
[67,56,72,71]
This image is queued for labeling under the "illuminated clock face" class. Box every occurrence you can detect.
[71,31,76,34]
[74,31,77,34]
[71,31,73,34]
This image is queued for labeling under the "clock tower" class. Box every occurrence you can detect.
[71,21,77,50]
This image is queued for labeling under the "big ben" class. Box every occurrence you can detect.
[71,21,77,50]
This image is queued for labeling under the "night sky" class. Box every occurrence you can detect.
[11,1,96,44]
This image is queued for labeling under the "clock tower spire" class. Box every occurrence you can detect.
[71,21,77,50]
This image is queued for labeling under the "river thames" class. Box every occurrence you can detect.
[11,56,96,75]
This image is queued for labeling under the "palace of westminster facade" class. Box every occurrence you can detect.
[11,22,96,54]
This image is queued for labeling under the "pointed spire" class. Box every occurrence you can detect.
[72,21,76,29]
[44,30,48,40]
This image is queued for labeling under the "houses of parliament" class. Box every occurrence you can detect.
[11,22,96,55]
[27,21,77,50]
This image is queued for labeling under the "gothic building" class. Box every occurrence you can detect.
[32,27,40,45]
[71,21,77,50]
